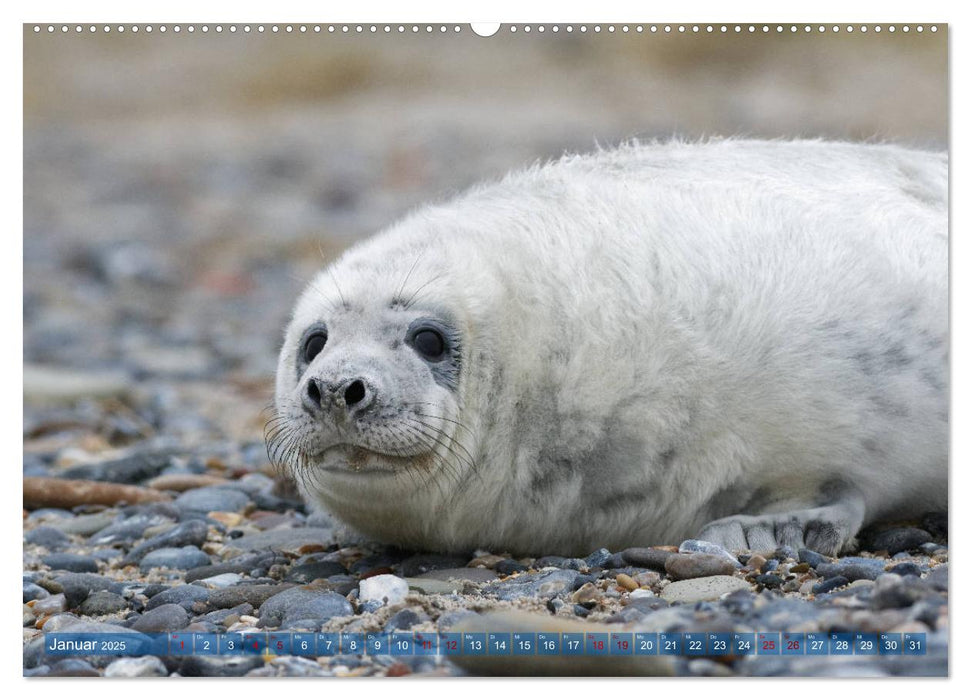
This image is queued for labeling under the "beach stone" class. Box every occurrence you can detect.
[88,513,172,546]
[817,557,886,582]
[359,574,409,606]
[584,548,611,568]
[483,569,579,601]
[25,526,70,549]
[24,582,50,603]
[79,590,128,616]
[665,553,737,580]
[145,584,210,611]
[405,578,464,595]
[104,656,168,678]
[223,528,334,553]
[258,586,353,628]
[185,551,289,583]
[61,450,174,484]
[399,554,468,577]
[131,603,189,632]
[495,559,528,575]
[207,584,295,609]
[679,539,741,566]
[660,575,751,604]
[175,487,251,515]
[812,576,850,594]
[869,528,935,555]
[33,593,69,615]
[199,573,243,588]
[140,546,211,571]
[888,562,922,578]
[798,548,828,569]
[48,512,118,537]
[925,564,947,592]
[24,477,169,510]
[415,567,498,584]
[54,573,113,608]
[122,519,209,565]
[286,561,346,583]
[534,555,568,569]
[621,547,675,571]
[921,512,947,539]
[42,553,99,573]
[384,608,422,632]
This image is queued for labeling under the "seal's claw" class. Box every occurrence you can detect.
[698,504,862,556]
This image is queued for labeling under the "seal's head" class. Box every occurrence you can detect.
[270,222,494,548]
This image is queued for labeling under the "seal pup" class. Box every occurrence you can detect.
[270,139,947,556]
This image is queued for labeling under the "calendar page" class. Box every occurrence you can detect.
[22,17,948,680]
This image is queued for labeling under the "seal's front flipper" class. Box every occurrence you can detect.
[697,481,866,556]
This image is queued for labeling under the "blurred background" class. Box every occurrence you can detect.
[23,25,947,457]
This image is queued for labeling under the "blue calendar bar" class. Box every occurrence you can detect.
[41,630,931,657]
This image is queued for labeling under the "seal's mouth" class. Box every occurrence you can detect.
[313,443,433,475]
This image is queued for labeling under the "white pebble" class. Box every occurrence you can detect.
[104,655,167,677]
[359,574,409,606]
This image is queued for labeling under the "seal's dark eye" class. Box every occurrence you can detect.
[303,332,327,363]
[412,328,445,360]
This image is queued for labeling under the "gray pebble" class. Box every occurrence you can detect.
[48,512,119,537]
[60,450,174,484]
[54,573,113,608]
[286,561,347,583]
[621,547,675,571]
[534,555,568,568]
[122,519,209,566]
[175,486,251,515]
[384,608,422,632]
[925,564,948,592]
[483,569,579,601]
[206,583,292,609]
[888,562,922,578]
[179,656,264,677]
[495,559,528,575]
[185,550,289,583]
[584,548,611,568]
[24,582,50,603]
[140,546,211,571]
[258,587,353,628]
[680,539,741,566]
[920,542,946,555]
[816,557,886,582]
[79,590,129,616]
[798,548,828,569]
[42,553,99,573]
[130,603,189,632]
[145,584,210,611]
[869,527,934,555]
[812,576,849,594]
[88,513,173,546]
[25,526,71,549]
[399,554,468,577]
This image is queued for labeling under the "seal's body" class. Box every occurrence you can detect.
[273,140,947,556]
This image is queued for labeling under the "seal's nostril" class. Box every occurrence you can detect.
[344,379,366,406]
[306,378,322,410]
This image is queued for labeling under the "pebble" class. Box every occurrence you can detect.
[88,513,172,546]
[679,539,741,566]
[359,574,409,606]
[620,547,675,571]
[925,564,948,592]
[888,562,922,578]
[178,656,264,677]
[104,656,168,678]
[483,569,579,601]
[199,573,243,588]
[144,584,210,611]
[24,477,169,509]
[798,548,828,568]
[399,554,468,577]
[32,593,69,615]
[139,546,211,571]
[185,551,288,583]
[122,519,209,565]
[258,586,354,628]
[24,526,71,549]
[615,573,639,591]
[24,582,50,603]
[23,365,129,402]
[495,559,529,575]
[222,527,335,553]
[816,557,887,582]
[384,608,422,631]
[534,555,568,568]
[54,573,113,607]
[174,486,251,515]
[206,584,295,609]
[920,542,946,555]
[812,576,850,594]
[48,512,118,537]
[79,591,129,616]
[584,548,611,568]
[660,575,752,604]
[60,451,174,484]
[130,603,189,632]
[665,553,737,580]
[868,527,935,555]
[42,553,99,573]
[286,561,347,583]
[147,473,230,491]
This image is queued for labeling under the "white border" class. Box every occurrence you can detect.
[5,0,963,698]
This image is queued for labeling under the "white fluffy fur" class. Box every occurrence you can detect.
[276,139,948,556]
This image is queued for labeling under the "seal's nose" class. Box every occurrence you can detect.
[303,377,375,419]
